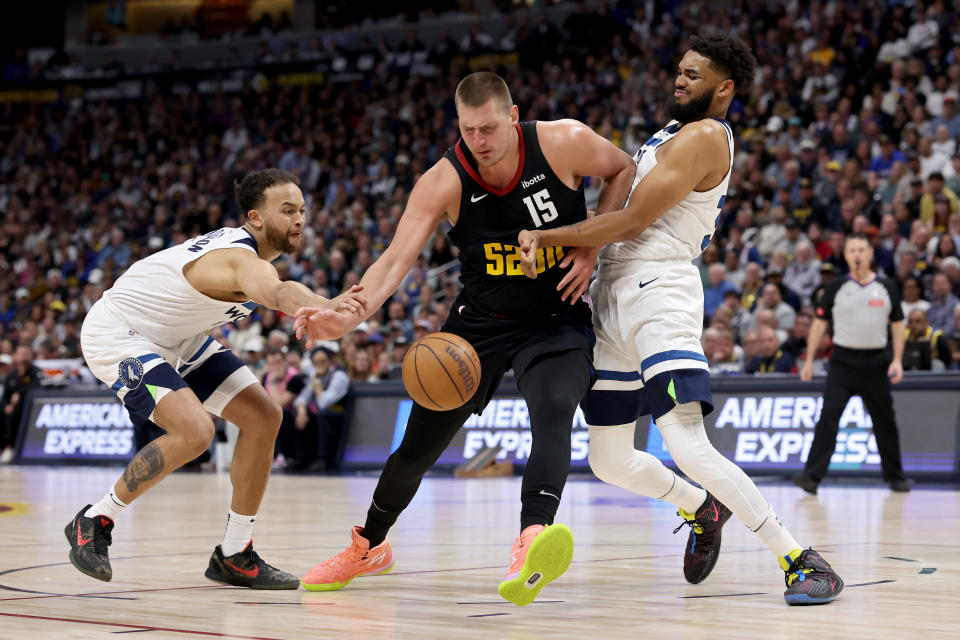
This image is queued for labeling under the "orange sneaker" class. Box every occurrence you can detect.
[300,526,395,591]
[497,523,573,606]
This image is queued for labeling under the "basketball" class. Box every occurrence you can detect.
[402,332,481,411]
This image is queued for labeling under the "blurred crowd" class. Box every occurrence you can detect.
[4,1,960,462]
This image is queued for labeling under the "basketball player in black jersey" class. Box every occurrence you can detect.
[295,71,635,605]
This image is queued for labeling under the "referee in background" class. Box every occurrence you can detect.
[792,233,911,494]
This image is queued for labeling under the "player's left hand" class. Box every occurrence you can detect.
[888,359,903,384]
[557,246,598,304]
[293,307,360,345]
[518,229,540,279]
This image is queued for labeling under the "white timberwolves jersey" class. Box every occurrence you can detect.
[102,227,259,348]
[599,119,734,264]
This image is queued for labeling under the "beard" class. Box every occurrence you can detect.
[670,89,715,123]
[265,219,298,254]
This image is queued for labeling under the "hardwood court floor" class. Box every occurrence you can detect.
[0,466,958,639]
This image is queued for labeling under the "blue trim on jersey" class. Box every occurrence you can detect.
[241,301,257,311]
[644,136,666,148]
[182,349,246,404]
[711,118,733,135]
[582,388,647,427]
[232,237,258,251]
[665,123,681,134]
[640,350,708,372]
[595,369,642,382]
[179,337,216,373]
[111,378,124,393]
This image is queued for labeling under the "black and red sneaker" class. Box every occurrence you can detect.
[204,543,299,590]
[64,505,114,582]
[784,548,843,605]
[673,492,733,584]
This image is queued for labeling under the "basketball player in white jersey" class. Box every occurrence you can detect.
[518,35,843,605]
[65,169,365,588]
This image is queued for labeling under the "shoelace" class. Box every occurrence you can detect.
[672,518,704,536]
[235,549,283,574]
[94,522,113,555]
[320,544,366,567]
[784,552,815,586]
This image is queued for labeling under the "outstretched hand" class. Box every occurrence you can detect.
[518,229,540,279]
[293,285,367,346]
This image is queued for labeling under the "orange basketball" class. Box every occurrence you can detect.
[402,332,482,411]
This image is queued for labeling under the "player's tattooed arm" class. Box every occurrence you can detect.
[121,443,165,492]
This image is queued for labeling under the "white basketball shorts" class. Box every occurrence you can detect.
[582,259,712,425]
[81,297,258,426]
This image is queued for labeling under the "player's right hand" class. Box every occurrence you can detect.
[518,229,540,279]
[799,359,814,382]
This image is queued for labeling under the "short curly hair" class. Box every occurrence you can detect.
[235,168,300,214]
[688,33,757,96]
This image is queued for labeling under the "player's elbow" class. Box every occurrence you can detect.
[618,214,650,243]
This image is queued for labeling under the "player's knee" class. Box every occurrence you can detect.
[588,426,638,486]
[529,387,580,423]
[262,401,283,433]
[184,415,216,453]
[588,445,628,485]
[390,444,434,478]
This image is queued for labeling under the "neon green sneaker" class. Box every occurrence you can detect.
[497,523,573,606]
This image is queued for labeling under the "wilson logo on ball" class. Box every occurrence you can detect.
[402,332,482,411]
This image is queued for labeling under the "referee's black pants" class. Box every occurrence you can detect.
[804,359,906,483]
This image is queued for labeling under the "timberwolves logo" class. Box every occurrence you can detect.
[118,357,144,390]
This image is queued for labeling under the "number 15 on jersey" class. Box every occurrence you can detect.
[522,189,558,228]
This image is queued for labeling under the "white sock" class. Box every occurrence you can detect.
[85,488,128,521]
[752,507,803,568]
[221,510,256,556]
[656,403,803,566]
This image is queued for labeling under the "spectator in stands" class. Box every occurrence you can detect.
[746,327,795,374]
[784,240,821,303]
[263,347,305,469]
[764,264,802,312]
[929,272,960,333]
[0,345,42,464]
[722,250,745,291]
[289,343,350,471]
[942,256,960,298]
[348,348,377,383]
[781,311,813,359]
[740,262,764,311]
[920,173,959,226]
[380,336,408,380]
[718,290,750,338]
[704,264,737,320]
[708,329,744,374]
[903,309,951,370]
[900,275,931,318]
[753,283,797,332]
